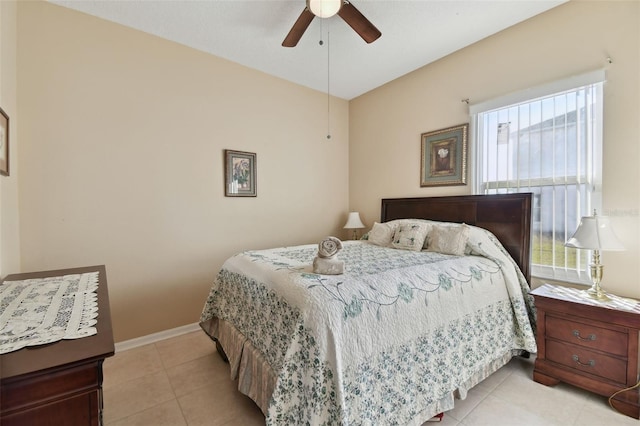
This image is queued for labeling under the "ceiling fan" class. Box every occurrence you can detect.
[282,0,382,48]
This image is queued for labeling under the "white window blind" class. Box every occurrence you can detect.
[472,72,604,283]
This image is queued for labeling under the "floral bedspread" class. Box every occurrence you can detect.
[201,225,537,425]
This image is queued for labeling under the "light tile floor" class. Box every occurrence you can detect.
[103,331,638,425]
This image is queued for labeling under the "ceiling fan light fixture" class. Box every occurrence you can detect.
[307,0,342,18]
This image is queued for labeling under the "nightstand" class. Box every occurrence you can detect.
[531,284,640,419]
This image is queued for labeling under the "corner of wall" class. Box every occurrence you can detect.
[0,0,21,277]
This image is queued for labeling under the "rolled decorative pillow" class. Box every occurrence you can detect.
[314,236,345,274]
[318,236,343,259]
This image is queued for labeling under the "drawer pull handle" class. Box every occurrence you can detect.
[572,354,595,367]
[572,330,596,341]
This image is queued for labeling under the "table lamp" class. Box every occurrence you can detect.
[565,210,624,301]
[343,212,365,240]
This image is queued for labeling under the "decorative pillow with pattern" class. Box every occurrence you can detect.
[391,222,431,251]
[426,223,470,255]
[367,222,397,247]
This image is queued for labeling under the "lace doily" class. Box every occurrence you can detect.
[0,271,99,354]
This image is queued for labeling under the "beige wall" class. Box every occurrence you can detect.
[12,1,640,343]
[0,0,20,277]
[17,2,349,341]
[349,1,640,298]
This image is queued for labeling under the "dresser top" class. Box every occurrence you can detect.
[0,265,114,380]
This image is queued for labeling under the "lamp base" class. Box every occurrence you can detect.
[585,284,611,302]
[585,255,611,302]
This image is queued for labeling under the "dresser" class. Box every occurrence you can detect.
[531,284,640,418]
[0,265,115,426]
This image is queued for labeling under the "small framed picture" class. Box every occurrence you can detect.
[420,123,468,187]
[0,107,8,176]
[224,150,256,197]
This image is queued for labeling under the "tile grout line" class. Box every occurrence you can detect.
[154,340,191,425]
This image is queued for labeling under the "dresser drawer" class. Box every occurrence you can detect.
[546,314,627,356]
[546,339,627,384]
[1,391,99,426]
[1,362,101,413]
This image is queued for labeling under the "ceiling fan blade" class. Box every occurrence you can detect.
[282,8,315,47]
[338,1,381,44]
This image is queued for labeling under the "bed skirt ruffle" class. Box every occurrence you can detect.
[200,317,277,415]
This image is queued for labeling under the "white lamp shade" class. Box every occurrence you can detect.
[343,212,365,229]
[565,214,625,251]
[307,0,342,18]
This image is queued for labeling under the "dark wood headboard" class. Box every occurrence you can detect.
[381,193,532,285]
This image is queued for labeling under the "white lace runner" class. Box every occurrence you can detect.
[0,272,99,354]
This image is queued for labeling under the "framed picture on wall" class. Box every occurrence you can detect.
[224,149,256,197]
[0,107,8,176]
[420,123,468,187]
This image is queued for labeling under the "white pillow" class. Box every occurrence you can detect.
[368,222,397,246]
[392,222,431,251]
[426,223,470,256]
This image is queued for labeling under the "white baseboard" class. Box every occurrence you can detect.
[115,322,201,353]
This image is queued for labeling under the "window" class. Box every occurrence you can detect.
[471,72,604,283]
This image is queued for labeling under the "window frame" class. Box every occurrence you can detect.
[470,70,605,285]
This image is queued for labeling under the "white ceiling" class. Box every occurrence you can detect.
[51,0,566,100]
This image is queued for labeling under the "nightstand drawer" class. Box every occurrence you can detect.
[546,339,627,384]
[546,315,627,357]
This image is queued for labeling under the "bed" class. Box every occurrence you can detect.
[200,194,537,425]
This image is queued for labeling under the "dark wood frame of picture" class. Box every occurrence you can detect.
[0,107,8,176]
[224,149,257,197]
[420,123,468,187]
